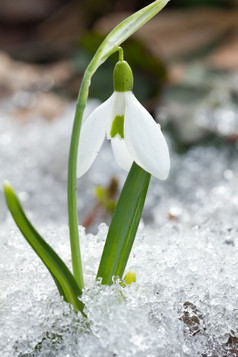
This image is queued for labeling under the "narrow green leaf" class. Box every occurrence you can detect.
[96,163,151,284]
[3,182,85,314]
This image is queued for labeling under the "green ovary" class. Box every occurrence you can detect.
[110,115,125,138]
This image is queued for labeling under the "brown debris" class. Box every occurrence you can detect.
[0,0,59,23]
[208,31,238,70]
[0,52,72,95]
[225,335,238,356]
[0,1,83,61]
[180,301,203,336]
[0,52,70,120]
[35,2,83,56]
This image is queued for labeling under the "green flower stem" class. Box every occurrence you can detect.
[67,70,90,290]
[118,47,124,61]
[67,0,169,290]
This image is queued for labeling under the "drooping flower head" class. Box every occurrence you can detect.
[77,50,170,180]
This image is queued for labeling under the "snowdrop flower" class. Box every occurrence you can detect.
[77,57,170,180]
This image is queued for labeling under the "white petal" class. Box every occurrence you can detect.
[77,93,115,177]
[111,138,133,171]
[124,92,170,180]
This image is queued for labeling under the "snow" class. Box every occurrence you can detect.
[0,98,238,356]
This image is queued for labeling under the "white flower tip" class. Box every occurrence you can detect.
[159,166,170,181]
[152,154,170,180]
[111,138,133,172]
[77,165,87,178]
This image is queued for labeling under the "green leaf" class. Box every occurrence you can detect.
[96,163,151,284]
[3,182,85,314]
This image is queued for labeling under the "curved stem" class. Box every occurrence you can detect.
[67,68,92,289]
[67,50,118,289]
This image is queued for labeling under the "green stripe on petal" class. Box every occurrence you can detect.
[110,115,125,138]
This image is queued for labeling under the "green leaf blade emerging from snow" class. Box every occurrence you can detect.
[3,182,85,314]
